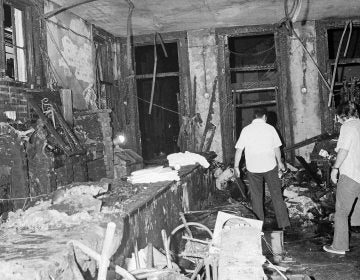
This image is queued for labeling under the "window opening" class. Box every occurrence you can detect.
[327,27,360,106]
[229,34,279,139]
[3,2,26,82]
[135,42,180,163]
[94,37,113,109]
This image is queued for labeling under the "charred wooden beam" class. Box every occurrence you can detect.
[26,97,73,156]
[283,132,338,153]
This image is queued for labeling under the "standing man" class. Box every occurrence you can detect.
[234,108,290,229]
[323,101,360,254]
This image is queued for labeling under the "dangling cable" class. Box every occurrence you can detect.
[344,20,353,58]
[281,0,331,91]
[328,21,350,107]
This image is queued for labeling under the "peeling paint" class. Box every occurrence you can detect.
[116,166,214,260]
[69,18,91,39]
[59,36,93,83]
[45,1,94,110]
[288,22,322,160]
[188,29,223,161]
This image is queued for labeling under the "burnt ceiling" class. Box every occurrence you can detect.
[49,0,360,36]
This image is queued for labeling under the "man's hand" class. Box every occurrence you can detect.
[331,168,339,184]
[234,166,241,177]
[278,162,286,171]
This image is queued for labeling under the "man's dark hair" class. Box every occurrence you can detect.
[336,101,359,118]
[254,108,267,119]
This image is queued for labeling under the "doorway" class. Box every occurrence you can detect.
[228,34,280,139]
[135,42,181,162]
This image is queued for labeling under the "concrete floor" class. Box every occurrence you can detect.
[279,226,360,280]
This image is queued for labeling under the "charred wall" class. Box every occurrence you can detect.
[44,0,95,110]
[114,165,214,264]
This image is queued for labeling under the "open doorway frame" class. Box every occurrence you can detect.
[216,25,292,164]
[119,31,191,162]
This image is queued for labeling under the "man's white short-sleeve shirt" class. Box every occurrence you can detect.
[235,119,282,173]
[336,118,360,183]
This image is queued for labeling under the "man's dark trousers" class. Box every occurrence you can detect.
[248,166,290,228]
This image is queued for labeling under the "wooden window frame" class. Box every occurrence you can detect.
[315,18,360,133]
[118,31,192,153]
[216,24,291,164]
[93,26,115,109]
[0,0,43,84]
[131,31,190,118]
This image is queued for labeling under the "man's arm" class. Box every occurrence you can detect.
[234,148,243,177]
[274,146,285,170]
[331,148,349,184]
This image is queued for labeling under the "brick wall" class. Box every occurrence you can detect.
[0,80,29,122]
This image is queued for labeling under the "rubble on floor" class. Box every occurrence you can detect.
[281,168,335,228]
[0,179,144,280]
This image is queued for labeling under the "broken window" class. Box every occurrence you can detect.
[94,32,114,109]
[2,1,26,82]
[327,26,360,105]
[229,34,279,139]
[135,42,180,162]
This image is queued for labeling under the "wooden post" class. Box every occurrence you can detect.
[60,89,73,126]
[161,229,173,269]
[146,243,153,268]
[97,222,116,280]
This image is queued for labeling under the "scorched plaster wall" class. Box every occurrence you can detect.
[45,1,95,110]
[288,21,322,160]
[186,23,325,162]
[187,29,223,161]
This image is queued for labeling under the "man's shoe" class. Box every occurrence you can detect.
[323,245,346,255]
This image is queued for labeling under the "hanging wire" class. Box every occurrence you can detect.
[137,96,179,115]
[343,20,353,58]
[328,21,351,107]
[281,0,331,93]
[29,0,87,94]
[228,45,275,57]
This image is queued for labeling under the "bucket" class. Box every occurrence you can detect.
[263,230,284,263]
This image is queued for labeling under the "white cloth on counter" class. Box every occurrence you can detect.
[128,166,180,184]
[167,151,210,169]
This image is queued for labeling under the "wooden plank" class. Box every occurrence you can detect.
[135,72,179,79]
[232,86,276,93]
[230,63,276,72]
[329,58,360,65]
[230,80,277,90]
[234,100,276,108]
[60,89,73,126]
[26,97,72,155]
[199,78,217,152]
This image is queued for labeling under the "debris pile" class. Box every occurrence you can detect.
[121,211,268,280]
[2,201,93,231]
[0,180,140,232]
[281,168,335,227]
